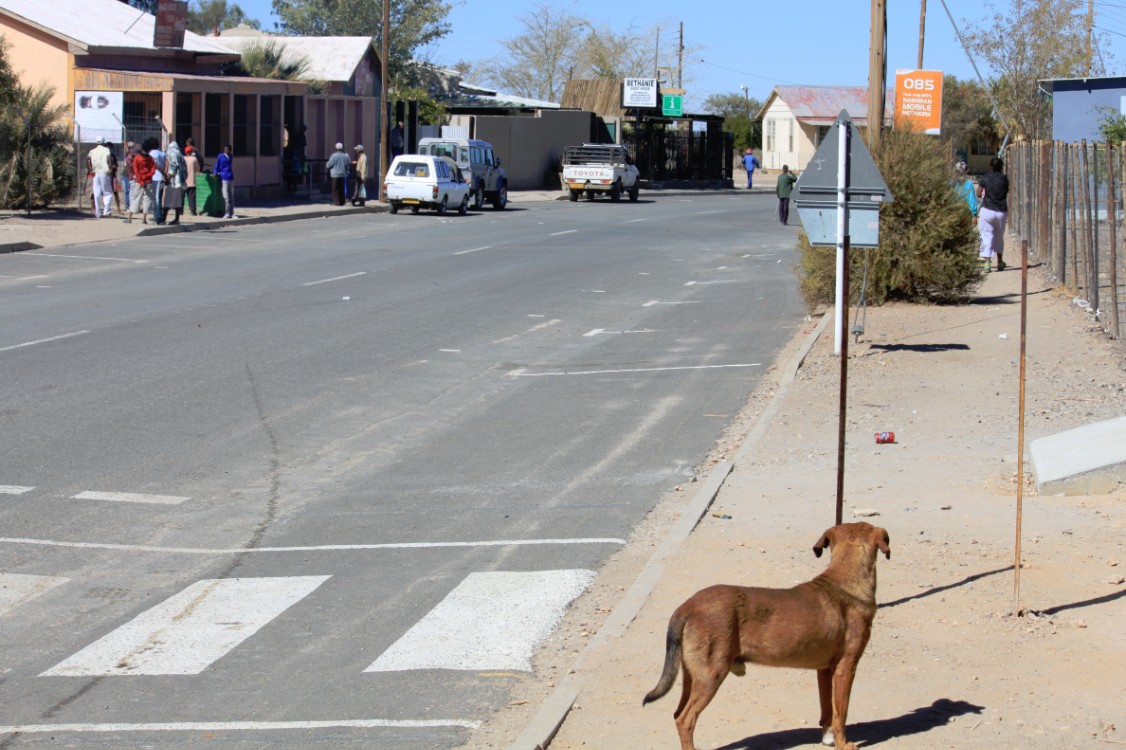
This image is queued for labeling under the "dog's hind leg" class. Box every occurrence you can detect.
[673,663,727,750]
[817,667,834,746]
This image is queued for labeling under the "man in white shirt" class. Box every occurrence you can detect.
[88,139,114,217]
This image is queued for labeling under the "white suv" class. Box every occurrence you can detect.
[416,137,507,210]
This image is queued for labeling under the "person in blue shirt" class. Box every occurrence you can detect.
[147,138,167,225]
[953,161,977,219]
[741,148,760,189]
[213,144,235,219]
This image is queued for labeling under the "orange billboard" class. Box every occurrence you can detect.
[895,69,943,135]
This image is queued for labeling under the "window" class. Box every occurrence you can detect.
[766,119,776,151]
[233,95,256,157]
[470,146,483,165]
[788,120,794,153]
[259,96,280,157]
[394,161,428,177]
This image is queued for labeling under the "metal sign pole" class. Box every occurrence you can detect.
[834,115,851,525]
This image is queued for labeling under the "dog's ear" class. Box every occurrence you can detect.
[876,528,891,560]
[812,529,833,558]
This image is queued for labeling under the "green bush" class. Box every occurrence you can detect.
[796,125,982,308]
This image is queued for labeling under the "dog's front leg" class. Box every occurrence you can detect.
[817,667,834,746]
[830,661,860,750]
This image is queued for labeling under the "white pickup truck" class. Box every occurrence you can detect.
[562,144,640,202]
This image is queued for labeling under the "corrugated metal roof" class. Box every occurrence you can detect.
[0,0,233,54]
[218,35,376,84]
[758,85,895,124]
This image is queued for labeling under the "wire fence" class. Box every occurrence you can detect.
[1007,140,1125,339]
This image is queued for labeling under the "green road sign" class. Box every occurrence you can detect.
[662,94,683,117]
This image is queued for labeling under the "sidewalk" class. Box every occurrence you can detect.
[464,255,1126,749]
[0,189,566,252]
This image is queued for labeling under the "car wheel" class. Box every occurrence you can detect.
[628,185,639,202]
[437,196,448,216]
[410,205,420,214]
[610,181,622,202]
[492,184,507,210]
[586,190,596,200]
[472,184,485,209]
[389,201,399,214]
[569,189,580,202]
[458,194,468,215]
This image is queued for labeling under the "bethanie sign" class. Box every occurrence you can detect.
[622,78,658,109]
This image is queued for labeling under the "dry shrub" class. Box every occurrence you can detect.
[797,124,982,308]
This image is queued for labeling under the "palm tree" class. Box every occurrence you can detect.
[235,40,310,81]
[0,83,76,209]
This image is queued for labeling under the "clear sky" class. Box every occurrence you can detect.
[232,0,1126,109]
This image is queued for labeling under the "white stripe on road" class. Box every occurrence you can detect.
[0,537,625,555]
[641,300,698,307]
[694,210,724,215]
[623,218,645,223]
[302,271,367,286]
[582,328,604,337]
[0,718,480,735]
[548,229,577,236]
[0,331,89,353]
[0,573,69,616]
[453,246,492,255]
[29,254,145,263]
[73,491,190,505]
[42,576,330,676]
[365,570,594,672]
[0,485,35,494]
[518,363,761,377]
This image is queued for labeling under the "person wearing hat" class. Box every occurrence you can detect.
[326,142,351,206]
[741,147,760,189]
[88,138,114,217]
[350,144,368,206]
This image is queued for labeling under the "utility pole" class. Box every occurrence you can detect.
[1086,0,1094,76]
[655,27,660,79]
[868,0,886,152]
[917,0,926,69]
[378,0,390,202]
[677,22,684,89]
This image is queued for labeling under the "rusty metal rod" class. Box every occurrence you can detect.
[1014,238,1029,617]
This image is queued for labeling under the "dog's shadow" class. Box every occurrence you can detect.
[714,698,984,749]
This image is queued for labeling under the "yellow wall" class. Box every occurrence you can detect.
[1,21,71,110]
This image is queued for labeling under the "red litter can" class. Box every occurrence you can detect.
[875,431,895,444]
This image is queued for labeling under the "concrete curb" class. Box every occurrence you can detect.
[0,241,41,254]
[508,311,834,750]
[135,204,386,238]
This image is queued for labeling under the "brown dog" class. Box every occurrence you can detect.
[643,522,890,750]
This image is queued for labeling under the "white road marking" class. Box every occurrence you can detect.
[453,246,492,255]
[0,537,625,555]
[527,314,546,318]
[0,573,68,616]
[365,570,594,672]
[623,218,645,223]
[0,718,481,734]
[0,330,90,354]
[518,363,761,377]
[549,229,577,236]
[695,210,723,215]
[73,491,190,505]
[642,300,659,307]
[0,485,34,494]
[30,253,145,263]
[684,281,697,286]
[583,328,604,337]
[302,271,367,286]
[583,329,654,337]
[438,348,462,353]
[642,300,699,306]
[493,319,561,344]
[42,576,331,676]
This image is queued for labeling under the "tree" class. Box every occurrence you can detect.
[187,0,260,34]
[702,91,762,151]
[233,40,309,80]
[940,76,997,159]
[117,0,158,13]
[963,0,1105,140]
[481,3,587,102]
[271,0,451,91]
[0,83,77,209]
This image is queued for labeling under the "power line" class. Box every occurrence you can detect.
[695,58,801,86]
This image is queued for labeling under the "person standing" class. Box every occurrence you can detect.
[122,141,139,211]
[975,157,1009,272]
[127,143,156,224]
[147,138,167,225]
[741,148,760,189]
[953,161,978,221]
[390,120,405,158]
[163,140,186,225]
[213,144,235,218]
[183,145,201,216]
[775,164,798,225]
[351,144,368,206]
[88,138,114,217]
[327,142,350,206]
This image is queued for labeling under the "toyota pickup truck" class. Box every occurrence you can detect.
[562,144,640,202]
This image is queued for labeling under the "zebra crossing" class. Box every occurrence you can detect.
[3,569,595,678]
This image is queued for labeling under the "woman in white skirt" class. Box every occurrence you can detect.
[975,157,1010,272]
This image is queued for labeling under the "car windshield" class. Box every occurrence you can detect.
[394,161,429,178]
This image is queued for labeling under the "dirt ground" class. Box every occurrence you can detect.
[461,255,1126,750]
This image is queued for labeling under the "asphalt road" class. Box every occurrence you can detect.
[0,192,804,748]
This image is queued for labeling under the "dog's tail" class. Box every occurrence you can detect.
[642,612,686,706]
